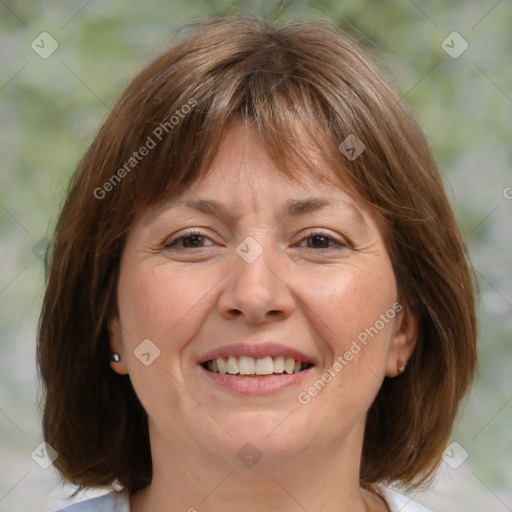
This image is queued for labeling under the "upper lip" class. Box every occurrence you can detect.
[198,342,316,365]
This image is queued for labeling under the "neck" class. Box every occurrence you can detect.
[130,418,384,512]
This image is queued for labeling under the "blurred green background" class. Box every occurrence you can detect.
[1,1,511,511]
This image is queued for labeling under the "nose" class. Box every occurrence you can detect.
[217,245,295,324]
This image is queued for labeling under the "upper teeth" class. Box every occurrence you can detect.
[206,356,309,375]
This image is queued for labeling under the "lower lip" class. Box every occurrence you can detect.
[198,365,313,395]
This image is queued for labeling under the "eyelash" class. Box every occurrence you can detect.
[164,229,347,251]
[164,229,214,250]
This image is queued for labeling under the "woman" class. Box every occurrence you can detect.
[38,15,478,512]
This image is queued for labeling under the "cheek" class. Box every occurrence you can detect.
[116,263,221,352]
[115,264,218,414]
[293,263,398,431]
[299,260,398,364]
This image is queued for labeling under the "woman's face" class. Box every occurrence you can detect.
[110,122,416,470]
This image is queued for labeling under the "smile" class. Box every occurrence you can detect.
[202,356,313,376]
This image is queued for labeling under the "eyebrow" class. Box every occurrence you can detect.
[183,197,333,220]
[174,197,367,226]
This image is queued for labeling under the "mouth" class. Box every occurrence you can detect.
[201,356,314,377]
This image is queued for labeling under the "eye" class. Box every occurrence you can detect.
[164,230,214,249]
[297,231,347,250]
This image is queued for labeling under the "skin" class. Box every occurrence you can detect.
[110,121,417,512]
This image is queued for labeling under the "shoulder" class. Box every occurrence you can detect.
[380,488,434,512]
[55,491,130,512]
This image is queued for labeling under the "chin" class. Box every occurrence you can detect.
[211,412,314,463]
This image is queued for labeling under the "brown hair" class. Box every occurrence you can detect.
[37,15,477,493]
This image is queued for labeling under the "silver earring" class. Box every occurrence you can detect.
[110,353,121,362]
[398,360,406,374]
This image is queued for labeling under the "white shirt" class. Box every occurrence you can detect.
[380,488,433,511]
[55,488,433,511]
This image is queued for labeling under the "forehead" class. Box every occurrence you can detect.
[192,123,320,199]
[144,121,368,222]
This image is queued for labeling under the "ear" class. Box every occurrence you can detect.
[385,302,418,377]
[109,315,129,375]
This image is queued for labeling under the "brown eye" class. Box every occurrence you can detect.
[306,235,332,248]
[298,231,345,250]
[164,230,214,250]
[180,235,205,248]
